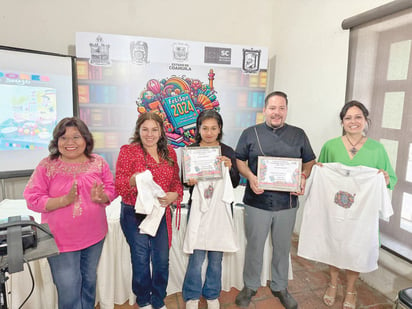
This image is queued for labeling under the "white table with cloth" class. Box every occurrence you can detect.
[1,197,291,309]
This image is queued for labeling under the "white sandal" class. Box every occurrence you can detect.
[343,291,357,309]
[323,283,337,306]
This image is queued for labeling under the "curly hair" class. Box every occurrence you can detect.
[130,112,174,166]
[49,117,94,160]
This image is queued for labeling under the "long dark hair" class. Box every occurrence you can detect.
[49,117,94,160]
[194,110,223,144]
[130,112,174,166]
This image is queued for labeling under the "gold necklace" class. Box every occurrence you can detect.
[346,135,364,156]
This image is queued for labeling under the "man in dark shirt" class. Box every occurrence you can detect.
[235,91,316,309]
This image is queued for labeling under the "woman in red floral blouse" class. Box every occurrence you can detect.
[115,112,183,309]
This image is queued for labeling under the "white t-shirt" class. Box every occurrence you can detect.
[297,163,393,273]
[183,164,239,253]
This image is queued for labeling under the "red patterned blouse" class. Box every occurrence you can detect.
[115,143,183,247]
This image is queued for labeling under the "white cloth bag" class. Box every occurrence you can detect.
[134,170,166,236]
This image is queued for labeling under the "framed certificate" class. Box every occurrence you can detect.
[257,156,302,192]
[182,146,222,182]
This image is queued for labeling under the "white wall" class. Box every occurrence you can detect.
[2,0,411,300]
[1,0,274,55]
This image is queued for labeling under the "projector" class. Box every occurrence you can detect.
[0,215,38,256]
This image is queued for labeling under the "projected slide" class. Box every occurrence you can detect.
[0,47,74,175]
[0,84,57,150]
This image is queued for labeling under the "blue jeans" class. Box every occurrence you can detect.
[47,238,104,309]
[182,250,223,301]
[120,202,169,309]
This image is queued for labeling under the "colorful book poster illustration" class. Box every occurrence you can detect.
[161,94,198,131]
[137,72,219,147]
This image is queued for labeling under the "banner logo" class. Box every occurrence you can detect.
[130,41,149,65]
[172,42,189,62]
[204,47,231,65]
[89,36,111,66]
[242,48,261,73]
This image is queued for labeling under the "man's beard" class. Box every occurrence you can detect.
[267,118,284,129]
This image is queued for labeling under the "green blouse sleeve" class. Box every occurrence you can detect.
[378,144,397,190]
[318,144,327,163]
[318,138,346,164]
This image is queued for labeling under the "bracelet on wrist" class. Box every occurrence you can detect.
[301,173,307,179]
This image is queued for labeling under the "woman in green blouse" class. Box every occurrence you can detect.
[319,100,397,309]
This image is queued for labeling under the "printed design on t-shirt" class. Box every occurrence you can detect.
[204,184,214,199]
[334,190,356,208]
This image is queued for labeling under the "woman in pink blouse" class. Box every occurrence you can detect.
[115,112,183,309]
[24,117,117,309]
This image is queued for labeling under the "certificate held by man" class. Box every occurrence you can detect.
[257,156,302,192]
[182,146,222,182]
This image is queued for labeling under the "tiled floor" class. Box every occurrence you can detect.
[99,234,394,309]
